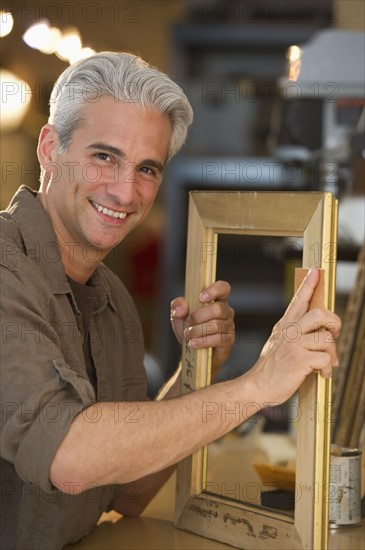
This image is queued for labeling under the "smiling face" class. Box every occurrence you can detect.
[37,96,171,281]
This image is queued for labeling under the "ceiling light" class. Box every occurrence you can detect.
[0,11,14,37]
[38,26,62,54]
[69,47,96,64]
[0,69,32,131]
[55,30,82,62]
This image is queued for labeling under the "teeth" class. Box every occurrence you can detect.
[91,201,127,220]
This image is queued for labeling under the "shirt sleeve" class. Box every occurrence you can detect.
[0,261,96,494]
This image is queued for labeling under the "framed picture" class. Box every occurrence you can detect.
[175,191,338,550]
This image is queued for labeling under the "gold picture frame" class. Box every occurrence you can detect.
[175,191,338,550]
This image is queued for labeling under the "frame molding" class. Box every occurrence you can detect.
[175,191,338,550]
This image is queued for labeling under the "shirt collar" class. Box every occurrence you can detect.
[6,186,116,312]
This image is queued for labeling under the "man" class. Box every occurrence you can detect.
[0,52,340,549]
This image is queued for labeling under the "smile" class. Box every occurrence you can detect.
[90,200,127,220]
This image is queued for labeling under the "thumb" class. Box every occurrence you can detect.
[170,297,189,345]
[284,267,320,323]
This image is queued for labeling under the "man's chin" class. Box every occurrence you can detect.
[80,239,118,262]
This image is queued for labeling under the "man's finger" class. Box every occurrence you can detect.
[184,317,235,341]
[187,302,234,326]
[283,268,320,323]
[199,280,231,303]
[186,330,236,350]
[170,297,189,345]
[300,308,342,339]
[170,297,189,319]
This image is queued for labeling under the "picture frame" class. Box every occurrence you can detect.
[332,243,365,449]
[175,191,338,550]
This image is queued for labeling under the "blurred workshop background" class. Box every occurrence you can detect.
[1,0,364,396]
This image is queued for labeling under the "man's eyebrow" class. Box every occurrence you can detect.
[87,142,125,157]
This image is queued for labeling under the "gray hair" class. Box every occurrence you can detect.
[48,52,193,160]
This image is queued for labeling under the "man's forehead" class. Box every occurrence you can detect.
[70,97,171,160]
[80,95,158,118]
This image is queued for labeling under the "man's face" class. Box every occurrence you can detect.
[38,96,171,257]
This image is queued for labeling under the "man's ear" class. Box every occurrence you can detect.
[37,124,59,174]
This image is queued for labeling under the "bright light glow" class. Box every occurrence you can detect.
[55,31,82,62]
[0,11,14,37]
[22,21,95,65]
[23,22,50,50]
[287,45,302,82]
[287,45,302,62]
[0,70,32,131]
[38,26,62,54]
[68,46,96,64]
[23,22,62,54]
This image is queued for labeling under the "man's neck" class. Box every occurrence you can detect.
[60,243,106,284]
[37,191,104,284]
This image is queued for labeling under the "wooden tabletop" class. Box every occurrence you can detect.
[67,476,364,549]
[66,432,364,549]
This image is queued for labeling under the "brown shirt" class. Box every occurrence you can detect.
[0,186,148,549]
[66,276,98,392]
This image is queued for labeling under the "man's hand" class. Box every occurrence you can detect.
[170,280,235,376]
[247,268,341,406]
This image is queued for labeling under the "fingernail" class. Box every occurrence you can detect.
[172,305,185,317]
[200,291,209,301]
[184,327,192,338]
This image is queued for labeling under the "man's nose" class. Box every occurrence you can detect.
[106,162,138,203]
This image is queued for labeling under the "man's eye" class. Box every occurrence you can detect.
[95,153,112,162]
[140,166,152,175]
[140,166,156,176]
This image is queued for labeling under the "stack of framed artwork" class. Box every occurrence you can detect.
[332,243,365,449]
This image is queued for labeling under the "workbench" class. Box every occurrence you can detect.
[67,431,364,550]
